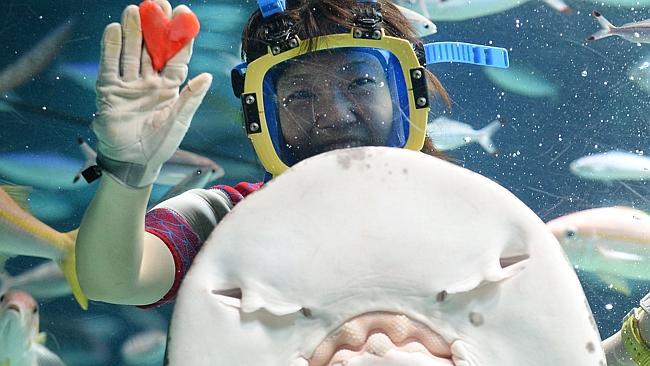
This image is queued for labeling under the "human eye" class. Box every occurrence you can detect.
[349,76,377,90]
[284,90,313,105]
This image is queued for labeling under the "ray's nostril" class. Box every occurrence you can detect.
[436,290,448,302]
[211,288,242,299]
[499,253,530,269]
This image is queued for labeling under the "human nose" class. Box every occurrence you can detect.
[313,86,356,129]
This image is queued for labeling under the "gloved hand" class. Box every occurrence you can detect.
[92,0,212,188]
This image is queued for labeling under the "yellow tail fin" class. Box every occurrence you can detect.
[58,229,89,310]
[0,185,32,211]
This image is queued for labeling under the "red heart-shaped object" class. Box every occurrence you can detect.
[139,0,200,72]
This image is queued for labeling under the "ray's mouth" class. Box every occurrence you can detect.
[306,312,454,366]
[7,304,20,313]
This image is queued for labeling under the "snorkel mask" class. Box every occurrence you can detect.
[231,0,510,177]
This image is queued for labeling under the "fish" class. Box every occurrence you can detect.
[569,151,650,182]
[546,206,650,294]
[427,116,504,154]
[120,330,167,366]
[587,11,650,44]
[0,152,87,190]
[192,3,254,35]
[56,62,99,91]
[483,63,559,99]
[189,52,241,78]
[25,189,76,223]
[0,261,74,301]
[394,4,437,38]
[149,168,218,208]
[583,0,650,5]
[0,185,88,309]
[0,100,14,113]
[0,290,64,366]
[75,139,225,187]
[0,21,74,94]
[167,147,605,365]
[396,0,570,22]
[628,55,650,95]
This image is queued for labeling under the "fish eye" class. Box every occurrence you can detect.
[0,295,3,302]
[565,229,577,238]
[33,306,38,314]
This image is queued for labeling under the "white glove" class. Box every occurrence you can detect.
[92,0,212,188]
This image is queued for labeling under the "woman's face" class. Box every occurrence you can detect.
[275,49,395,163]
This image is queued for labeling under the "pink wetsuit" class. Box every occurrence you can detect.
[140,182,262,308]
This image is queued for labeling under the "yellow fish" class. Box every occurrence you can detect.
[0,185,88,309]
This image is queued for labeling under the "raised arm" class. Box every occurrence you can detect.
[76,0,211,305]
[603,296,650,366]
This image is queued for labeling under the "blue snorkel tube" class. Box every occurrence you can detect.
[423,42,509,68]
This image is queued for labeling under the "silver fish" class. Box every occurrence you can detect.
[427,116,504,154]
[587,11,650,44]
[394,4,437,38]
[75,139,225,187]
[1,261,73,301]
[121,330,167,366]
[0,290,64,366]
[570,151,650,181]
[0,21,74,94]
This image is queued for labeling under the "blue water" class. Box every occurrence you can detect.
[1,0,648,364]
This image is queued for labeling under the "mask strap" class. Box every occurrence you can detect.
[423,42,509,69]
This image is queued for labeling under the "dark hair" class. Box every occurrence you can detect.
[241,0,451,158]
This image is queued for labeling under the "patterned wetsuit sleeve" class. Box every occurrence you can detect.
[212,181,264,205]
[139,182,262,308]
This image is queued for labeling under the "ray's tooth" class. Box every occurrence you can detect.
[337,318,366,346]
[290,357,309,366]
[387,314,412,343]
[309,312,452,365]
[400,341,430,353]
[309,339,336,366]
[411,324,452,357]
[329,349,357,365]
[365,333,393,357]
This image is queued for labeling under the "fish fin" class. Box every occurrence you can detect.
[595,244,644,261]
[73,138,97,183]
[57,230,88,310]
[416,0,430,19]
[32,343,65,366]
[36,332,47,344]
[477,119,504,155]
[0,262,12,297]
[587,11,616,41]
[0,98,15,113]
[153,168,213,206]
[0,185,32,212]
[542,0,571,14]
[597,273,631,296]
[0,253,10,271]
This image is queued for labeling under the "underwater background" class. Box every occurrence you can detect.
[0,0,649,364]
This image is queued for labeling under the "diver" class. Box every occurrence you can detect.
[75,0,650,364]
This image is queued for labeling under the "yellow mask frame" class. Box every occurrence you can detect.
[239,30,430,177]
